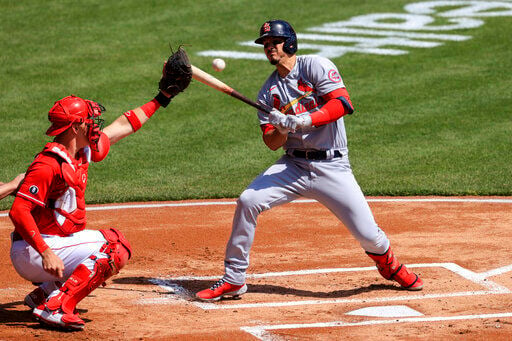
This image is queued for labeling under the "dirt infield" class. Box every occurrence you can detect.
[1,197,512,340]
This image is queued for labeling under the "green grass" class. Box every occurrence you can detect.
[1,0,511,210]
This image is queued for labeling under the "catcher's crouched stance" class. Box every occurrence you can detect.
[9,48,192,330]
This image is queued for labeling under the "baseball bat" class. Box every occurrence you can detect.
[191,65,270,114]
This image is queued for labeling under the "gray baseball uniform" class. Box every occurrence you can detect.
[223,55,390,285]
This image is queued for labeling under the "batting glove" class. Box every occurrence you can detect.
[268,108,290,134]
[283,114,312,133]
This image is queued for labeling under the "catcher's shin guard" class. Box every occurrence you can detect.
[45,258,114,316]
[366,247,423,291]
[37,229,132,319]
[32,260,106,331]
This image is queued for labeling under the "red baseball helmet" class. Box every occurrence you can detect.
[46,95,104,136]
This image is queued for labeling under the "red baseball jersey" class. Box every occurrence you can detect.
[15,142,90,236]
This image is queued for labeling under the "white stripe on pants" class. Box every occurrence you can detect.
[10,229,106,284]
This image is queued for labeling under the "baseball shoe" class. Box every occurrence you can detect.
[24,287,47,309]
[196,278,247,302]
[367,248,424,291]
[390,263,423,290]
[33,304,85,331]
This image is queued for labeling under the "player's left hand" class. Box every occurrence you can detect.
[159,46,192,98]
[268,109,290,134]
[283,115,312,133]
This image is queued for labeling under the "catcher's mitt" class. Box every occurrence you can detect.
[159,46,192,97]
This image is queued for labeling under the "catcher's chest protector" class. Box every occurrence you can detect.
[44,143,90,234]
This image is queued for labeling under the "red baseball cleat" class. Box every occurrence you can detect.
[392,263,424,290]
[196,278,247,301]
[33,304,85,331]
[24,287,47,309]
[367,247,424,291]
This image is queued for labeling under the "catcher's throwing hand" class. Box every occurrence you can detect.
[41,248,64,278]
[159,46,192,98]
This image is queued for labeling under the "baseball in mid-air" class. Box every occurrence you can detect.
[212,58,226,72]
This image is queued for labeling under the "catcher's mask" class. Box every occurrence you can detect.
[46,95,105,142]
[254,19,297,55]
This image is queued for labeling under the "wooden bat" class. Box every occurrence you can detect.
[191,65,271,114]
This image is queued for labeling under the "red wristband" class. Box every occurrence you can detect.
[140,98,161,118]
[124,110,142,132]
[260,123,275,134]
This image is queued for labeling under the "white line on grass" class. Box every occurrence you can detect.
[1,197,510,218]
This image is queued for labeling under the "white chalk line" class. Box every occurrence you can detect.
[145,290,499,309]
[141,263,512,309]
[481,264,512,279]
[240,312,512,341]
[146,278,194,302]
[1,197,511,218]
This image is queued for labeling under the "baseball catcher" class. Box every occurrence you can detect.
[9,49,191,331]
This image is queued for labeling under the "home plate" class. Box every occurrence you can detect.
[346,305,424,317]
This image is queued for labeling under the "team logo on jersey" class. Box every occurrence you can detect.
[29,185,39,195]
[328,69,342,83]
[272,94,281,111]
[298,79,314,93]
[263,22,271,32]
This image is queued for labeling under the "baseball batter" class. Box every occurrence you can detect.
[196,20,423,301]
[9,52,192,330]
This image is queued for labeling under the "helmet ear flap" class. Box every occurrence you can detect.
[283,36,297,54]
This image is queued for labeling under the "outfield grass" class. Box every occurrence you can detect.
[1,0,511,210]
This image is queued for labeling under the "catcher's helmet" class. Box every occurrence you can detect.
[255,19,297,54]
[46,95,105,136]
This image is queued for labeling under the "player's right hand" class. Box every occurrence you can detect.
[269,108,290,134]
[41,248,65,278]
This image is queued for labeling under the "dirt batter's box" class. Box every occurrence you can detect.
[143,263,512,339]
[145,262,511,309]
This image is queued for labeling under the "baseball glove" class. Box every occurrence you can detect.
[159,46,192,97]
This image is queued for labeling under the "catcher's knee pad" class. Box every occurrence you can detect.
[46,257,114,315]
[99,228,132,273]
